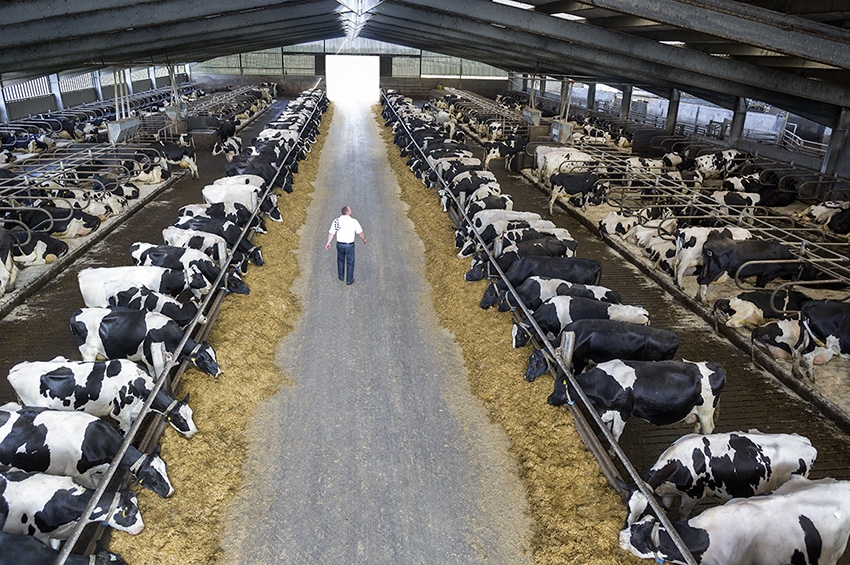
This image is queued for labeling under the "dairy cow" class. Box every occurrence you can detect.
[482,136,527,171]
[511,295,650,348]
[77,265,210,306]
[673,226,752,289]
[549,358,725,442]
[499,276,621,313]
[130,242,249,295]
[9,231,68,266]
[0,466,143,549]
[622,431,817,525]
[693,149,750,180]
[547,172,603,213]
[480,256,603,309]
[7,357,196,437]
[162,226,229,268]
[70,307,221,378]
[172,216,264,267]
[697,237,797,302]
[620,476,850,565]
[203,181,283,221]
[525,320,679,381]
[178,201,267,233]
[465,236,577,282]
[0,404,173,497]
[751,318,802,361]
[793,299,850,380]
[713,289,811,328]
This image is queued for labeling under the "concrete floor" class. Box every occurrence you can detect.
[218,100,533,564]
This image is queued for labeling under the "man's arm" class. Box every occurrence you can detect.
[359,230,367,244]
[325,232,334,250]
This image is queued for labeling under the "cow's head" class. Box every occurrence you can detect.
[464,256,486,282]
[751,319,800,361]
[525,348,551,382]
[479,282,503,309]
[511,321,532,348]
[98,489,144,536]
[131,443,174,498]
[225,270,251,295]
[247,246,264,266]
[619,515,708,564]
[262,194,283,221]
[186,265,212,294]
[94,548,128,565]
[166,394,197,439]
[192,341,221,376]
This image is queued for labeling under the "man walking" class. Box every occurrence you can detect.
[325,206,366,285]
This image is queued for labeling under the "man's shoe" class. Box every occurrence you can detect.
[347,279,354,285]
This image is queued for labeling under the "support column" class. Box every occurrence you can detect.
[822,107,850,177]
[620,85,633,119]
[0,82,9,123]
[92,71,103,101]
[48,73,64,111]
[586,83,596,112]
[148,66,157,90]
[124,68,134,95]
[726,96,748,146]
[539,77,547,97]
[665,88,680,135]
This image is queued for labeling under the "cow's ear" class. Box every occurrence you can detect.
[183,393,190,403]
[153,443,162,456]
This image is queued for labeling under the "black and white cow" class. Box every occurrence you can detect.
[465,236,577,282]
[0,466,144,549]
[162,226,229,268]
[480,256,604,309]
[172,215,264,267]
[499,276,621,313]
[792,299,850,381]
[7,357,196,437]
[203,181,283,222]
[693,149,750,180]
[211,136,243,162]
[549,358,726,442]
[547,172,603,213]
[619,476,850,565]
[751,318,802,362]
[106,284,204,327]
[621,431,817,525]
[672,226,752,289]
[697,237,797,302]
[482,136,527,171]
[151,140,199,179]
[77,266,211,307]
[70,307,221,378]
[0,531,127,565]
[511,295,650,348]
[130,242,250,295]
[7,205,100,238]
[0,229,17,298]
[599,211,639,238]
[524,320,680,381]
[178,201,267,233]
[0,404,173,497]
[713,289,811,328]
[9,230,69,266]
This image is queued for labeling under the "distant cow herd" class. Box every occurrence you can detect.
[0,86,327,560]
[384,89,850,565]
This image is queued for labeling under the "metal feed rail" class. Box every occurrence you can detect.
[52,90,325,565]
[440,87,529,138]
[381,89,699,565]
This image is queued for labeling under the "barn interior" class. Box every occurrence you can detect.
[3,2,850,565]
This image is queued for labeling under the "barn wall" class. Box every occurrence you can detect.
[62,89,99,107]
[6,95,57,120]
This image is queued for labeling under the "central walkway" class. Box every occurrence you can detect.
[221,100,532,564]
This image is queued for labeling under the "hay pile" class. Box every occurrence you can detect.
[375,106,641,565]
[109,106,333,565]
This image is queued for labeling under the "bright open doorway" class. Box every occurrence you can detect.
[325,55,379,103]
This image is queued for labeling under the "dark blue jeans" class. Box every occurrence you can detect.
[337,242,355,284]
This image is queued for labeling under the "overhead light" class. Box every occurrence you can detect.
[660,41,685,46]
[552,13,586,22]
[492,0,534,9]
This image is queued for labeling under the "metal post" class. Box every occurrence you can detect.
[48,73,64,111]
[124,68,134,95]
[620,85,633,119]
[727,96,748,146]
[586,83,596,112]
[822,107,850,177]
[148,66,157,90]
[0,79,9,123]
[92,71,103,102]
[665,88,680,135]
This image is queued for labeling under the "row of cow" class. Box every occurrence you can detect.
[383,88,850,565]
[0,88,327,560]
[0,135,205,299]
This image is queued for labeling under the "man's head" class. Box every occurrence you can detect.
[342,206,351,215]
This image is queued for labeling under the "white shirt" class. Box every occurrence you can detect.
[329,215,363,244]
